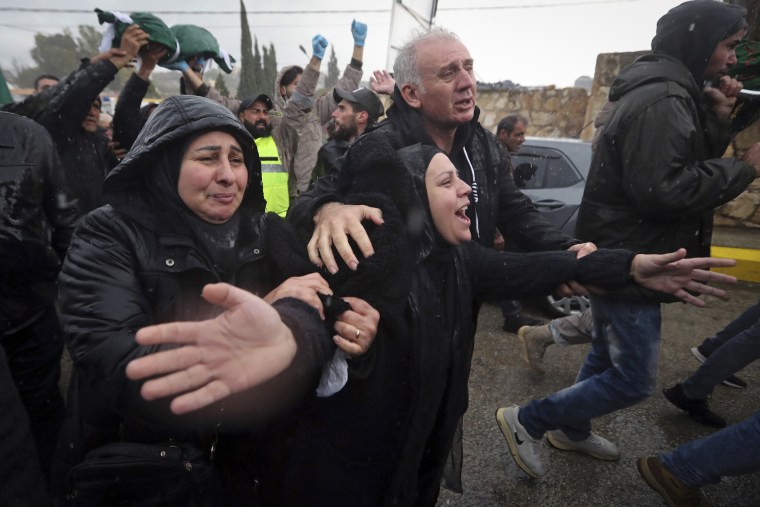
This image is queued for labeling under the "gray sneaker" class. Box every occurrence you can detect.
[495,406,545,478]
[517,325,554,375]
[547,429,620,460]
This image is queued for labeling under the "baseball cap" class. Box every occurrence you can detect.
[239,93,274,113]
[333,86,385,121]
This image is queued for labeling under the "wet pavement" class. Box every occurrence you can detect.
[436,282,760,507]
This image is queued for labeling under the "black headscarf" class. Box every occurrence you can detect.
[104,96,265,272]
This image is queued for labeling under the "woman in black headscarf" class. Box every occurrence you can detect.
[52,95,378,506]
[127,133,736,506]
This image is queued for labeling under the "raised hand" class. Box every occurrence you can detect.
[631,249,737,306]
[312,34,328,60]
[126,283,297,415]
[370,69,396,95]
[351,19,367,47]
[138,42,169,79]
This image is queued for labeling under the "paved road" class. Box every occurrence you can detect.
[437,283,760,507]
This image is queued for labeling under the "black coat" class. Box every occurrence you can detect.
[577,3,756,301]
[37,59,120,214]
[282,137,638,507]
[288,88,578,253]
[53,96,334,504]
[113,72,150,151]
[0,112,79,328]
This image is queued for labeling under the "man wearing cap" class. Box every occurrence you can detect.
[312,86,385,182]
[238,92,298,217]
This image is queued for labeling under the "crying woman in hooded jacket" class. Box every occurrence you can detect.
[52,95,378,506]
[125,134,737,506]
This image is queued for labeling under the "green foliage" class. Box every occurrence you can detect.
[10,25,126,90]
[76,25,102,58]
[237,0,257,99]
[263,43,278,95]
[725,1,760,40]
[30,30,80,79]
[252,37,265,93]
[216,73,231,97]
[326,46,339,89]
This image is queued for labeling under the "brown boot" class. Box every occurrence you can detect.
[517,324,554,375]
[637,456,712,506]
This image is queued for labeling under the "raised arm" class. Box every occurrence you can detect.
[113,43,167,150]
[314,20,366,125]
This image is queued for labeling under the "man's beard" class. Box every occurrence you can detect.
[244,120,273,139]
[329,118,358,142]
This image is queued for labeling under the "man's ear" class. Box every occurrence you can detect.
[400,83,422,110]
[356,110,369,126]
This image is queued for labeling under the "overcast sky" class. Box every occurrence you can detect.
[0,0,688,88]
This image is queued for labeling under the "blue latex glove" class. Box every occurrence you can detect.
[312,35,328,60]
[161,60,190,72]
[351,19,367,47]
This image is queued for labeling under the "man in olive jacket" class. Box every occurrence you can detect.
[500,0,760,480]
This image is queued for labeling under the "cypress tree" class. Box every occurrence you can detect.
[263,43,278,95]
[237,0,256,98]
[252,37,264,93]
[216,73,231,97]
[326,46,339,89]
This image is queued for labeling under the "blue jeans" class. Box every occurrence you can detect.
[661,410,760,487]
[683,300,760,398]
[519,295,661,440]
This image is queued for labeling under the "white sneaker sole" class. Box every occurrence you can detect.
[547,431,620,461]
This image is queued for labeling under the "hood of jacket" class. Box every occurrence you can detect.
[650,0,746,84]
[104,95,264,214]
[609,53,702,104]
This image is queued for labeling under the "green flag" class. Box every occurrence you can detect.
[0,66,13,106]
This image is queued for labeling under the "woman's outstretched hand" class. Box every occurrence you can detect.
[126,283,297,415]
[631,249,737,306]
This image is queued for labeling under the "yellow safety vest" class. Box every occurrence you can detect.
[255,136,289,217]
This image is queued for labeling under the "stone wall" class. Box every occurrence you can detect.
[476,87,589,138]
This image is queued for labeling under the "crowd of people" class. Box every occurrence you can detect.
[1,1,759,505]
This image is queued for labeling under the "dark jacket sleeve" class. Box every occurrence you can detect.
[286,169,344,230]
[113,73,149,150]
[38,60,119,145]
[618,95,756,218]
[466,243,634,301]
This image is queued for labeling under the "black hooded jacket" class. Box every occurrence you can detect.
[282,135,644,507]
[576,0,755,302]
[288,87,578,253]
[53,96,334,504]
[0,112,80,329]
[36,59,121,214]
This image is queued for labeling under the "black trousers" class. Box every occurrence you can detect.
[2,305,66,481]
